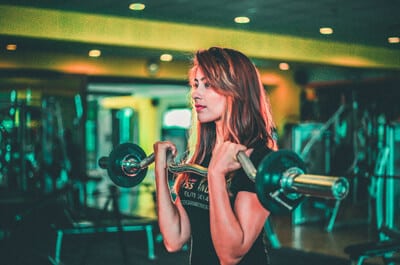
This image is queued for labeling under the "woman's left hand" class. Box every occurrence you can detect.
[208,141,252,177]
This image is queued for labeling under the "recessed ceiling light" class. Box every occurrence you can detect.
[388,36,400,44]
[160,53,173,62]
[88,49,101,57]
[319,27,333,35]
[6,43,17,51]
[279,62,290,71]
[234,16,250,24]
[129,3,145,11]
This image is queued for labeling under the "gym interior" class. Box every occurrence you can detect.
[0,1,399,265]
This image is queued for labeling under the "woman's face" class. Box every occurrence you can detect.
[191,68,226,124]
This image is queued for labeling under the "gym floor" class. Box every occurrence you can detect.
[0,177,400,265]
[1,192,391,265]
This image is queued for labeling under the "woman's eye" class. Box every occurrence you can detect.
[204,82,211,88]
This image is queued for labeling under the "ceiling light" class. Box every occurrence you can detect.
[160,53,173,62]
[6,44,17,51]
[319,27,333,35]
[129,3,145,11]
[279,62,290,71]
[88,49,101,57]
[388,36,400,44]
[234,16,250,24]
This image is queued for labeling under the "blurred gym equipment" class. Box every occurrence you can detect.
[344,123,400,265]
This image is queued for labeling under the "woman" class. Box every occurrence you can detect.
[154,47,278,265]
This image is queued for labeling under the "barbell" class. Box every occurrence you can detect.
[98,143,349,212]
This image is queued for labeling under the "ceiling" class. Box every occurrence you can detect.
[0,0,399,87]
[2,0,400,48]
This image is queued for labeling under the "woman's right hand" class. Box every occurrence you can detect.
[153,141,177,171]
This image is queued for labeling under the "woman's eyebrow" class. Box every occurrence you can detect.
[194,77,207,82]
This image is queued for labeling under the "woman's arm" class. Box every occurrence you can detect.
[208,142,270,265]
[153,141,191,252]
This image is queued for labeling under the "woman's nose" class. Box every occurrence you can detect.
[191,88,201,100]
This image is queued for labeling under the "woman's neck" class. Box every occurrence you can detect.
[215,120,224,146]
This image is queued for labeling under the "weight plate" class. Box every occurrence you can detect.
[255,149,306,213]
[107,143,148,187]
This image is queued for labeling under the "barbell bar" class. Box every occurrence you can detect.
[98,143,349,212]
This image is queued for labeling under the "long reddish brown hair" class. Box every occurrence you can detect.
[174,47,277,192]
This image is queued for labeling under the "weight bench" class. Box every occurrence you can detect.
[344,226,400,265]
[344,239,400,265]
[50,217,157,265]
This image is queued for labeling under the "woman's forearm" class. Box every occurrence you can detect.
[155,165,190,251]
[208,172,246,264]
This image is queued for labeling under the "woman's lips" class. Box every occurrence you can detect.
[195,104,205,112]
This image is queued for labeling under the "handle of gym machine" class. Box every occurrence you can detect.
[98,156,108,169]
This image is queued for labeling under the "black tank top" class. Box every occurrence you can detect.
[178,142,272,265]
